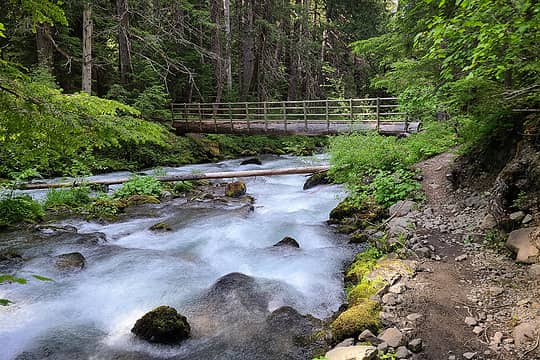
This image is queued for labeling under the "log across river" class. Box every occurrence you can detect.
[18,166,330,190]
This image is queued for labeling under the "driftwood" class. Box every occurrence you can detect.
[18,166,330,190]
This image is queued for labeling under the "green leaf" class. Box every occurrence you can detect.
[0,274,27,284]
[0,298,13,306]
[32,275,54,282]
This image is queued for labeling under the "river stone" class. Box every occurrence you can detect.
[378,327,405,348]
[512,321,538,347]
[55,252,85,271]
[303,172,330,190]
[408,338,423,353]
[273,236,300,248]
[225,181,247,197]
[523,214,533,224]
[506,228,539,263]
[325,345,377,360]
[479,214,497,230]
[358,329,379,345]
[509,211,526,222]
[131,306,190,344]
[395,346,411,359]
[240,158,262,166]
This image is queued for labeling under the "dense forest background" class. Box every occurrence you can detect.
[0,0,538,180]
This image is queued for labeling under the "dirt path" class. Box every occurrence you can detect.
[396,152,540,360]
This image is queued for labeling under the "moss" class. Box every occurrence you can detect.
[125,195,161,206]
[347,280,384,306]
[331,300,381,341]
[150,222,172,231]
[225,181,247,197]
[345,246,384,284]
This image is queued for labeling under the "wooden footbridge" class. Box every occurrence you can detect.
[171,97,420,136]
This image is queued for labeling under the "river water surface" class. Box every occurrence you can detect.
[0,155,355,360]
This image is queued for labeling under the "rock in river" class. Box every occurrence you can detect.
[55,252,85,271]
[240,158,262,165]
[225,181,247,197]
[303,172,330,190]
[131,306,191,344]
[273,236,300,248]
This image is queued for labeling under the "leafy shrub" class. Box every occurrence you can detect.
[87,196,126,220]
[113,176,163,199]
[44,187,91,209]
[0,194,44,226]
[368,169,421,208]
[172,181,195,194]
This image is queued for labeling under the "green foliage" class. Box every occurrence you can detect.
[0,194,43,226]
[44,187,91,209]
[172,181,195,194]
[113,176,163,199]
[87,196,125,220]
[0,274,27,284]
[367,169,421,208]
[133,85,171,121]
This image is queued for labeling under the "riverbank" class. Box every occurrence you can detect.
[323,152,540,360]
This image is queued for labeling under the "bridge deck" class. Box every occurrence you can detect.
[171,98,419,135]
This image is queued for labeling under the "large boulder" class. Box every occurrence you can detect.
[225,181,247,198]
[388,200,416,218]
[55,252,85,271]
[131,306,190,344]
[303,172,331,190]
[273,236,300,248]
[506,227,539,263]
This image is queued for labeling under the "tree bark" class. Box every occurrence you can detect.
[82,2,93,94]
[36,23,54,72]
[117,0,132,83]
[223,0,232,93]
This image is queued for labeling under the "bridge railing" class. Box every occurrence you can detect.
[171,97,410,134]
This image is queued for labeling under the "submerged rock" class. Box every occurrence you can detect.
[0,251,24,273]
[273,236,300,248]
[240,158,262,166]
[55,252,85,271]
[303,172,330,190]
[131,305,190,344]
[225,181,247,197]
[149,222,172,231]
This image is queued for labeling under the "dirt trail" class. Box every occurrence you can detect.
[397,152,540,360]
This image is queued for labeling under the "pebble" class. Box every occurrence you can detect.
[377,342,388,353]
[448,356,456,360]
[408,338,423,353]
[406,313,423,322]
[492,331,503,345]
[389,284,406,294]
[465,316,477,326]
[489,286,504,296]
[335,338,355,347]
[395,346,411,359]
[473,326,483,335]
[382,293,400,306]
[455,254,468,262]
[463,352,477,359]
[517,299,530,306]
[523,214,533,224]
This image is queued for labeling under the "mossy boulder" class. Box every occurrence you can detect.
[328,197,385,228]
[273,236,300,248]
[149,222,172,231]
[331,300,380,341]
[55,252,86,271]
[328,198,361,224]
[131,306,191,344]
[225,181,247,197]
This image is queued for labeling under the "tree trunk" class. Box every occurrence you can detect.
[36,23,54,72]
[223,0,232,93]
[240,0,255,99]
[117,0,132,83]
[82,2,93,94]
[211,0,224,103]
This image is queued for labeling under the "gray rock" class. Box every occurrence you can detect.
[325,345,377,360]
[479,214,497,230]
[273,236,300,248]
[523,214,533,224]
[387,217,413,239]
[489,286,504,296]
[382,293,400,306]
[358,329,379,345]
[395,346,411,359]
[455,254,468,262]
[55,252,85,271]
[377,342,388,353]
[335,338,355,348]
[406,313,423,322]
[465,317,477,326]
[389,284,406,294]
[513,322,538,347]
[389,200,417,218]
[463,352,477,359]
[492,331,503,345]
[473,326,483,335]
[506,228,539,264]
[448,356,456,360]
[378,327,405,348]
[408,338,422,353]
[510,211,526,222]
[414,247,431,258]
[528,264,540,278]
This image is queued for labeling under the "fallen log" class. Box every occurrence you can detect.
[18,166,330,190]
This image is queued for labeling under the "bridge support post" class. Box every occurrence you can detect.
[376,97,380,133]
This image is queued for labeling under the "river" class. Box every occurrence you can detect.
[0,155,355,360]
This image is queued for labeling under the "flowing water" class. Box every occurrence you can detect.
[0,155,355,360]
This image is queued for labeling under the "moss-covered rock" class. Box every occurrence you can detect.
[149,222,172,231]
[328,197,386,230]
[330,300,380,341]
[225,181,247,197]
[131,305,191,344]
[55,252,86,271]
[303,172,331,190]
